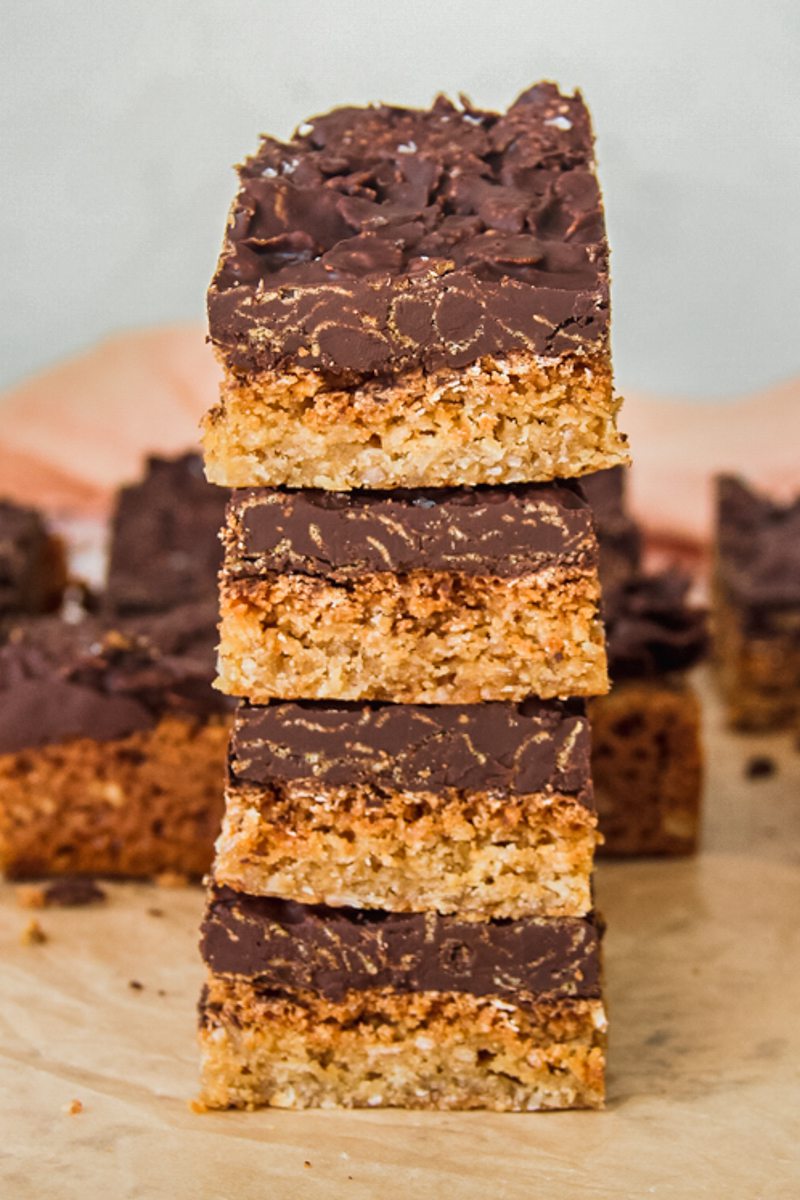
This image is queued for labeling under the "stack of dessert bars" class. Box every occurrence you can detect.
[196,84,629,1111]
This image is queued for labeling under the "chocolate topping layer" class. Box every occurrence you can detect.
[605,571,707,681]
[106,453,227,614]
[717,475,800,609]
[201,886,601,1003]
[230,698,591,800]
[208,84,609,380]
[0,603,228,756]
[224,483,597,579]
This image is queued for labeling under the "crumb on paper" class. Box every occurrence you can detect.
[746,755,777,780]
[129,979,144,991]
[147,906,165,918]
[62,1099,83,1115]
[15,885,46,909]
[21,918,48,945]
[304,1161,312,1169]
[155,871,189,889]
[188,1098,208,1114]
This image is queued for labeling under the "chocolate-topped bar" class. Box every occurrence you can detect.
[214,699,597,919]
[218,483,608,703]
[203,84,628,490]
[198,887,606,1111]
[591,569,706,856]
[0,498,65,620]
[106,453,227,614]
[0,604,231,878]
[714,475,800,729]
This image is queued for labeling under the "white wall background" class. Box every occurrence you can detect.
[2,0,799,398]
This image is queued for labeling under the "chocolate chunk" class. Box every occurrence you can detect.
[208,84,609,380]
[43,878,107,907]
[224,483,597,579]
[106,454,227,614]
[230,699,592,800]
[0,603,229,756]
[201,886,602,1004]
[717,476,800,614]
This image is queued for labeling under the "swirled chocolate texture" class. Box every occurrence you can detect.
[208,83,609,380]
[201,886,601,1003]
[0,603,228,755]
[223,482,597,580]
[230,698,592,800]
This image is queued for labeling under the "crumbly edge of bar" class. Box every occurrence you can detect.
[197,977,607,1111]
[713,578,800,730]
[214,782,597,918]
[202,349,628,489]
[216,568,608,704]
[590,680,702,856]
[0,715,229,878]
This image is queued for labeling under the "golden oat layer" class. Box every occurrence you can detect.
[215,781,597,919]
[217,568,607,703]
[0,715,228,879]
[203,351,628,490]
[198,978,607,1112]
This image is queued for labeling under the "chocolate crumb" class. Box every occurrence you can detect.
[746,755,777,780]
[43,878,107,907]
[129,980,144,991]
[304,1161,312,1169]
[62,1099,83,1115]
[21,918,48,945]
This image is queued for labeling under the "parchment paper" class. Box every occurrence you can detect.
[2,671,799,1200]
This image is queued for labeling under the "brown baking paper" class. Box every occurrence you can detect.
[2,672,799,1199]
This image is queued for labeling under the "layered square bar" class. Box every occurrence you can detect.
[714,475,800,730]
[581,468,706,855]
[203,85,628,491]
[214,698,597,919]
[0,498,65,622]
[198,887,606,1111]
[591,571,706,855]
[217,483,608,703]
[106,453,227,614]
[0,604,230,879]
